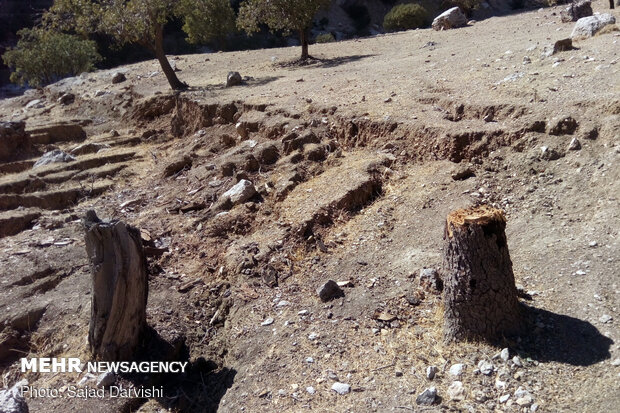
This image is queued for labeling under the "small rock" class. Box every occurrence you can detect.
[276,300,289,307]
[306,386,316,394]
[599,314,612,324]
[568,137,581,151]
[540,146,563,161]
[94,90,106,97]
[499,394,511,403]
[305,357,314,363]
[552,38,574,55]
[611,358,620,366]
[426,366,438,380]
[451,166,475,181]
[226,71,242,87]
[531,403,540,412]
[331,382,351,395]
[512,356,523,367]
[588,241,598,247]
[33,150,75,169]
[25,99,44,109]
[57,93,75,105]
[522,56,532,65]
[96,372,115,388]
[222,179,257,205]
[236,122,248,140]
[416,387,437,406]
[111,72,127,84]
[162,155,192,177]
[298,310,309,316]
[316,280,344,302]
[447,381,465,401]
[308,332,319,341]
[517,395,534,407]
[500,348,510,362]
[478,360,494,375]
[261,317,274,326]
[449,363,465,377]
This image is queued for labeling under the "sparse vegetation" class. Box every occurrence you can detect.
[383,3,429,32]
[2,28,101,87]
[315,33,336,43]
[237,0,331,60]
[45,0,235,90]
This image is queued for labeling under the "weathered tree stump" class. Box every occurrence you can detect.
[442,205,523,342]
[83,210,147,361]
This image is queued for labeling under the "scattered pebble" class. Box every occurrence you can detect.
[416,387,437,406]
[305,357,314,363]
[306,386,316,394]
[426,366,438,380]
[599,314,613,324]
[478,360,494,375]
[449,363,465,377]
[261,318,274,326]
[500,348,510,362]
[448,381,465,401]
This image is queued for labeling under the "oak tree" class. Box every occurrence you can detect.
[237,0,330,60]
[47,0,235,90]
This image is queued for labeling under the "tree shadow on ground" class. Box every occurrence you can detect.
[124,327,236,413]
[516,304,613,366]
[187,75,283,93]
[276,54,376,69]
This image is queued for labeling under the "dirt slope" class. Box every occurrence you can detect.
[0,3,619,413]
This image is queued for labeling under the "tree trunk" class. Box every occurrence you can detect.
[442,205,523,342]
[299,28,309,60]
[153,25,187,90]
[83,210,148,361]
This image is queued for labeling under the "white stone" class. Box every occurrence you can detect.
[478,360,494,375]
[306,386,316,394]
[261,317,274,326]
[331,382,351,395]
[432,7,467,31]
[447,381,465,401]
[222,179,257,205]
[500,348,510,362]
[571,14,616,39]
[449,363,465,377]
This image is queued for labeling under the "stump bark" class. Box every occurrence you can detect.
[83,210,147,361]
[442,205,523,342]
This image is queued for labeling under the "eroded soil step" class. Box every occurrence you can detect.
[0,181,113,211]
[0,209,41,238]
[278,152,388,235]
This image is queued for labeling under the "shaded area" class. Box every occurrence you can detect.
[189,75,283,92]
[276,54,376,69]
[125,327,236,413]
[516,304,613,367]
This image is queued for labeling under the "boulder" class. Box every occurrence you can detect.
[560,0,593,23]
[33,150,76,169]
[226,71,242,87]
[222,179,256,205]
[432,7,467,31]
[570,13,616,39]
[0,380,29,413]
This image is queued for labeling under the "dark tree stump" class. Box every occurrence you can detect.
[83,210,147,361]
[442,205,523,342]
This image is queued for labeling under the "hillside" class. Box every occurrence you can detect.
[0,2,619,413]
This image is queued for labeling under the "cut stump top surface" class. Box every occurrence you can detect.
[445,205,506,238]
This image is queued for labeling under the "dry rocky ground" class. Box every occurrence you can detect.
[1,3,619,413]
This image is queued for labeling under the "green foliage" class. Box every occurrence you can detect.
[383,3,429,32]
[315,33,335,43]
[237,0,331,35]
[2,28,100,87]
[179,0,236,45]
